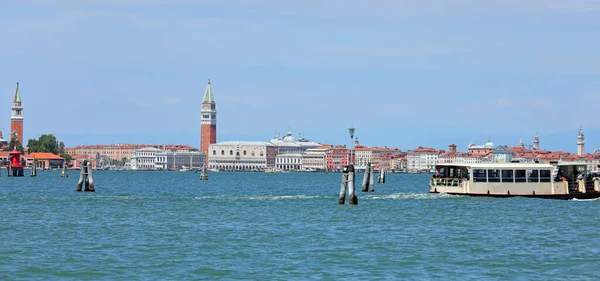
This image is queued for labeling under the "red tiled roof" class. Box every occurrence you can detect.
[28,152,63,160]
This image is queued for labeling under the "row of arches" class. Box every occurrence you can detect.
[212,150,264,157]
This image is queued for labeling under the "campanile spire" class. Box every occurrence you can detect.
[200,79,217,157]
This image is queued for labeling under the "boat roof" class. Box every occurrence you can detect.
[435,163,555,169]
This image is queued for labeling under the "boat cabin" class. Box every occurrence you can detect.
[430,162,600,199]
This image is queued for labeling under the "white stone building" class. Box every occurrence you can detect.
[130,147,164,170]
[270,130,320,171]
[407,147,442,171]
[301,148,328,170]
[155,151,206,170]
[208,141,277,171]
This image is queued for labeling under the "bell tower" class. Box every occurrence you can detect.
[533,132,540,150]
[577,127,585,157]
[10,82,23,145]
[200,79,217,156]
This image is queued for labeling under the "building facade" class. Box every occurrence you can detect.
[155,151,206,170]
[326,145,352,170]
[208,141,277,171]
[10,82,23,144]
[130,147,164,170]
[200,79,217,157]
[354,146,399,170]
[269,130,321,171]
[407,147,442,171]
[301,147,328,171]
[65,144,196,161]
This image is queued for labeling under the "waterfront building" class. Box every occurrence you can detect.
[301,146,330,171]
[407,147,443,171]
[390,156,407,170]
[130,147,164,170]
[200,79,217,158]
[28,152,65,169]
[65,144,197,162]
[208,141,277,171]
[325,145,351,170]
[10,82,24,144]
[270,130,320,171]
[155,151,206,170]
[352,139,400,170]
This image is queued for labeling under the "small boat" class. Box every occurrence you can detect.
[208,168,220,172]
[265,168,282,173]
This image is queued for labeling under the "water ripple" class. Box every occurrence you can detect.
[1,171,599,280]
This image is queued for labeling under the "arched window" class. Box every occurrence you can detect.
[260,151,264,157]
[221,150,224,155]
[252,151,255,156]
[236,152,240,157]
[230,150,233,155]
[243,150,247,156]
[212,150,216,155]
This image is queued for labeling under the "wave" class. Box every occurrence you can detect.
[194,195,328,201]
[363,192,459,200]
[571,197,600,202]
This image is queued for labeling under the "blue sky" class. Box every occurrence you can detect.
[1,0,599,153]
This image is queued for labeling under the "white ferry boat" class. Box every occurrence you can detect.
[429,162,600,200]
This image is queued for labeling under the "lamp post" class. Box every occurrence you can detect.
[348,126,355,165]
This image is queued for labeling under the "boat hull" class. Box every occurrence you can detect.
[430,191,600,200]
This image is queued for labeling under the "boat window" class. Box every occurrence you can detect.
[501,170,514,183]
[473,169,486,182]
[515,169,527,182]
[529,170,539,182]
[540,170,551,182]
[487,169,500,182]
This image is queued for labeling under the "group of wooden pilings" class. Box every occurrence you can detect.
[76,160,95,192]
[338,162,386,205]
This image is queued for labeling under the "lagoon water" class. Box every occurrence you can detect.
[1,171,600,280]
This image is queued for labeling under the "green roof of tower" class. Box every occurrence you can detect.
[203,79,215,103]
[14,82,20,103]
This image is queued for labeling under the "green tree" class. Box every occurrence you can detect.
[3,138,24,154]
[27,134,60,154]
[60,153,72,164]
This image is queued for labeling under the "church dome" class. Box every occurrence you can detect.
[484,140,495,149]
[282,131,295,142]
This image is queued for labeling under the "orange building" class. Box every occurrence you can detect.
[28,152,65,169]
[200,79,217,158]
[10,82,23,144]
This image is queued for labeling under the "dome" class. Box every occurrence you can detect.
[484,140,495,149]
[282,131,295,142]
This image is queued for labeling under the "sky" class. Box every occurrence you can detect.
[1,0,600,153]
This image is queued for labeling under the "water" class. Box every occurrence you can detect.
[1,171,599,280]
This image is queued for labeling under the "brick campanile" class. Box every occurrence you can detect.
[10,82,23,145]
[200,79,217,157]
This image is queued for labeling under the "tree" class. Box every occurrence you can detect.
[3,138,24,154]
[60,153,72,164]
[27,134,60,154]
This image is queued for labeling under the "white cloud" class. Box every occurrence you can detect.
[164,98,182,104]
